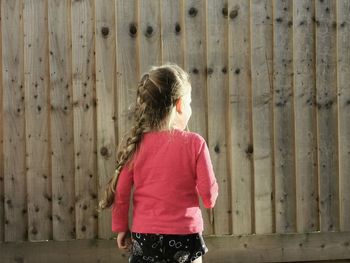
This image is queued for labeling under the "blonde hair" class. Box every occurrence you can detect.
[99,63,190,210]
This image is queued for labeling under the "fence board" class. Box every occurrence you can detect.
[293,0,319,233]
[161,0,184,66]
[250,0,274,234]
[1,0,27,242]
[206,0,230,235]
[228,0,253,235]
[315,0,339,232]
[115,0,139,232]
[184,0,211,235]
[139,0,161,74]
[273,0,296,233]
[337,0,350,232]
[71,0,97,239]
[48,0,75,241]
[95,0,116,239]
[115,0,138,140]
[0,0,3,243]
[23,0,52,241]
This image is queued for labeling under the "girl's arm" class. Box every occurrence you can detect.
[195,140,219,208]
[112,166,133,232]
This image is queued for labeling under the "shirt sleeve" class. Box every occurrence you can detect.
[112,164,133,232]
[195,139,219,209]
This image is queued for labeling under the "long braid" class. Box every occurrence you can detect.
[99,76,149,210]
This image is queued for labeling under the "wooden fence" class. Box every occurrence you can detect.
[0,0,350,262]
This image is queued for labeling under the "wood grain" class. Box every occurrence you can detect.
[228,0,253,235]
[23,0,52,241]
[273,0,296,233]
[48,0,76,241]
[95,0,116,239]
[337,0,350,232]
[206,0,230,235]
[315,0,339,232]
[250,0,274,234]
[293,0,319,233]
[71,0,97,239]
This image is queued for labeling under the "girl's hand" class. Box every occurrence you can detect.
[117,230,132,252]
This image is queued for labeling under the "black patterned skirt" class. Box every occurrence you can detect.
[129,232,208,263]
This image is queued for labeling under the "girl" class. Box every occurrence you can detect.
[99,63,219,263]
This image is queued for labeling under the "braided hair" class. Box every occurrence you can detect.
[99,63,190,210]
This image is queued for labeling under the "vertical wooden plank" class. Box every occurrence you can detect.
[138,0,161,74]
[95,0,116,239]
[250,0,274,234]
[179,4,214,234]
[273,0,296,233]
[206,0,230,235]
[294,0,318,234]
[184,0,211,235]
[315,0,339,232]
[228,0,253,235]
[161,0,184,66]
[48,0,75,241]
[0,0,3,242]
[293,0,319,233]
[184,0,207,137]
[336,0,350,232]
[71,0,97,239]
[1,0,27,242]
[116,0,139,232]
[116,0,139,140]
[23,0,52,241]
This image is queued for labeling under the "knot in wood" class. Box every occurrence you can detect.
[229,9,238,20]
[175,23,181,34]
[246,144,253,154]
[100,146,109,156]
[129,23,137,37]
[101,26,109,37]
[214,145,220,153]
[188,7,198,17]
[145,26,154,37]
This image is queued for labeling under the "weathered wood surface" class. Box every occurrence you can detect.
[23,0,52,241]
[1,0,27,242]
[293,0,319,233]
[48,0,76,241]
[273,0,296,234]
[250,0,274,235]
[315,0,339,233]
[228,0,253,235]
[337,0,350,232]
[95,0,116,240]
[207,0,230,235]
[0,2,349,253]
[71,0,97,239]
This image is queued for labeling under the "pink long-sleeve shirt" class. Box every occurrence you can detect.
[112,128,218,234]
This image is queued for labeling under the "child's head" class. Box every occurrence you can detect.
[135,63,192,131]
[99,63,191,210]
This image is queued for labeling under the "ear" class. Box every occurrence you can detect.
[175,98,182,113]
